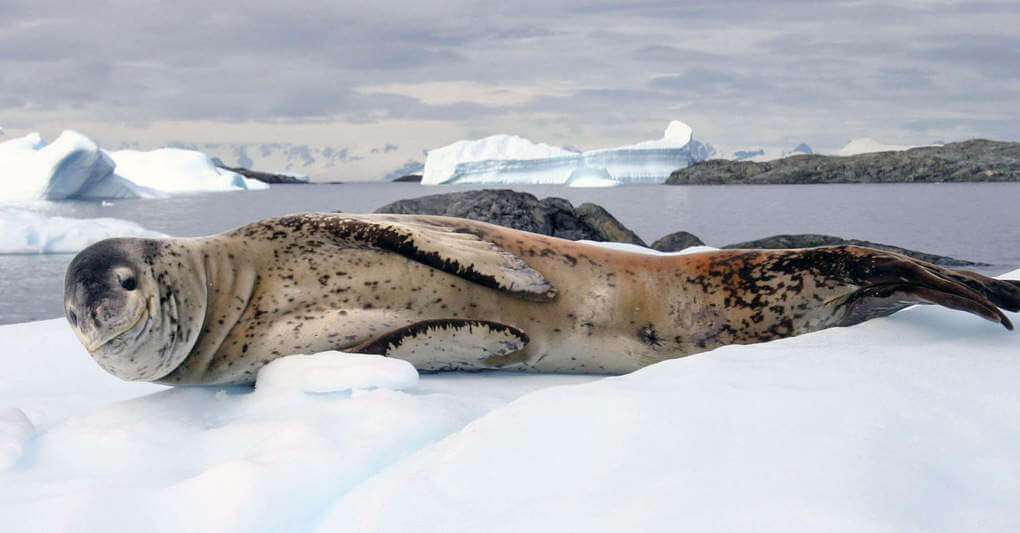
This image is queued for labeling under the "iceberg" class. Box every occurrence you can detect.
[422,121,715,186]
[0,209,168,254]
[108,148,268,193]
[0,130,267,202]
[0,130,126,200]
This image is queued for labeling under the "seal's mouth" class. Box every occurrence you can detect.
[86,308,150,354]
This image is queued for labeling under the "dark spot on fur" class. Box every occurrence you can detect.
[639,324,662,347]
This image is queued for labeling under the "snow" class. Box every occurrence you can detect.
[837,138,923,156]
[0,131,267,202]
[422,121,713,186]
[0,408,33,470]
[715,142,813,162]
[578,240,717,255]
[0,209,167,254]
[254,352,419,395]
[0,262,1018,531]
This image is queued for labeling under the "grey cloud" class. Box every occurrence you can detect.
[1,0,1018,152]
[904,117,1019,136]
[916,34,1020,79]
[650,69,774,94]
[879,68,936,91]
[632,45,723,63]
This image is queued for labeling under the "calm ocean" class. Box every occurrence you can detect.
[3,182,1019,324]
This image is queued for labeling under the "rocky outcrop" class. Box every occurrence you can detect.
[373,190,982,266]
[666,139,1020,185]
[216,165,311,184]
[391,174,423,183]
[651,232,705,252]
[722,234,983,267]
[374,189,646,246]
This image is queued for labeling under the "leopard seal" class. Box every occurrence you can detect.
[64,213,1020,385]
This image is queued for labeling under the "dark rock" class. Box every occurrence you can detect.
[666,139,1020,185]
[217,165,311,184]
[722,234,983,267]
[392,174,423,183]
[375,189,646,246]
[383,160,425,181]
[651,232,706,252]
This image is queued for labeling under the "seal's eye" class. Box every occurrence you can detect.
[68,310,78,327]
[121,277,137,291]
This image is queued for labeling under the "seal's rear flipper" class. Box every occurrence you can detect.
[352,319,530,371]
[826,247,1017,330]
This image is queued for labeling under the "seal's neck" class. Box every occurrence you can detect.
[155,236,258,384]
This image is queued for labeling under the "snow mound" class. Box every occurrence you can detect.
[0,407,34,470]
[837,138,921,156]
[0,209,167,254]
[0,266,1017,531]
[422,120,713,186]
[581,240,717,255]
[255,352,419,395]
[0,130,266,202]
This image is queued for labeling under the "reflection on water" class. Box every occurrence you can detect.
[2,182,1019,324]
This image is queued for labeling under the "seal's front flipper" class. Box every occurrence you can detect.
[319,214,557,301]
[826,246,1016,330]
[352,319,530,371]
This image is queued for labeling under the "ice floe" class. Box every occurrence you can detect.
[0,209,167,254]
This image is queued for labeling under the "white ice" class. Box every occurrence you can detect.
[254,352,419,396]
[0,261,1017,531]
[108,148,268,193]
[0,131,266,202]
[422,121,714,186]
[0,209,168,254]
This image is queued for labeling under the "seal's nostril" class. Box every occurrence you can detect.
[68,310,78,327]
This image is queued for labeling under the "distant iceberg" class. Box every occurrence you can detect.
[717,143,813,162]
[422,121,715,186]
[0,209,167,254]
[0,130,267,202]
[836,138,933,156]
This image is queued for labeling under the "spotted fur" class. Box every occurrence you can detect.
[65,213,1020,386]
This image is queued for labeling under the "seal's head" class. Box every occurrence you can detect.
[65,238,204,381]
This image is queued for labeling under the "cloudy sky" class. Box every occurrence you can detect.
[1,0,1018,179]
